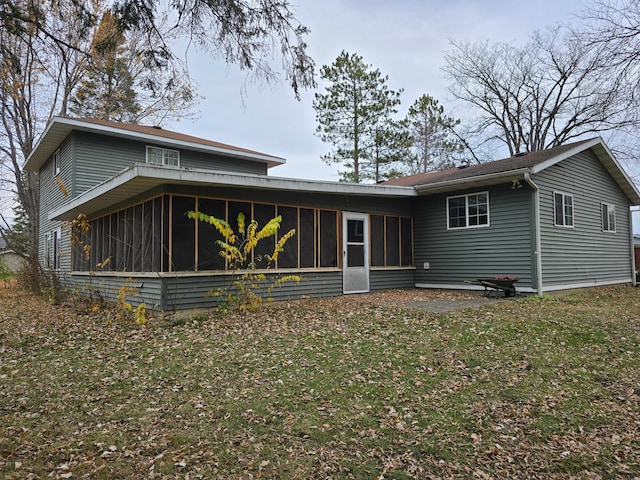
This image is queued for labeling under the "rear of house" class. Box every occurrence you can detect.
[25,117,640,310]
[387,139,640,294]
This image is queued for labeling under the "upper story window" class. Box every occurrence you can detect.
[53,149,61,176]
[554,192,574,227]
[146,146,180,167]
[601,203,616,232]
[447,192,489,229]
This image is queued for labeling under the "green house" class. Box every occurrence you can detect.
[25,117,640,309]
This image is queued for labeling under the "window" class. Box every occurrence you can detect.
[447,192,489,229]
[602,203,616,232]
[370,215,413,267]
[554,192,574,227]
[53,149,61,176]
[45,229,61,269]
[146,146,180,166]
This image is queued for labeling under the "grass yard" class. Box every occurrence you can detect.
[0,284,639,479]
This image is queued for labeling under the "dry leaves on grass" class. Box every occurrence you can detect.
[1,284,639,479]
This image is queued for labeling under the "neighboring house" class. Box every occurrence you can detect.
[0,250,27,273]
[24,117,640,309]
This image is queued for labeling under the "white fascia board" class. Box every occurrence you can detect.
[530,137,640,205]
[48,165,140,220]
[414,168,530,194]
[48,164,416,220]
[141,164,416,196]
[529,137,602,174]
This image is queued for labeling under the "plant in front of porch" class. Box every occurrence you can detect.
[188,210,300,312]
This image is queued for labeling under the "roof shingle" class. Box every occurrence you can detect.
[383,139,595,186]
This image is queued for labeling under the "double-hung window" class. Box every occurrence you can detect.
[447,192,489,229]
[146,146,180,166]
[601,203,616,232]
[554,192,574,227]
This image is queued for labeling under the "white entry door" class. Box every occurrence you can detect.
[343,212,370,294]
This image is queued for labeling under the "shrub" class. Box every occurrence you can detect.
[188,210,300,313]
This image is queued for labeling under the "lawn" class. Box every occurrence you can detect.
[0,284,638,479]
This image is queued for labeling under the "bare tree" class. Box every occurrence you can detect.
[0,0,198,263]
[0,5,87,260]
[577,0,640,87]
[443,27,636,157]
[1,0,316,100]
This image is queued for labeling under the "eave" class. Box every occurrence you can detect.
[49,164,416,221]
[530,137,640,205]
[24,117,286,171]
[414,168,531,195]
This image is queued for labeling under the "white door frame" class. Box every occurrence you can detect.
[342,211,370,294]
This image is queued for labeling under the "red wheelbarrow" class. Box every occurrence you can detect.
[464,276,519,297]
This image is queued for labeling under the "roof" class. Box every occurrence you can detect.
[48,165,416,221]
[24,117,286,171]
[384,138,640,204]
[385,140,594,186]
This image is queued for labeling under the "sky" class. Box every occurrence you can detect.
[177,0,586,182]
[7,0,639,230]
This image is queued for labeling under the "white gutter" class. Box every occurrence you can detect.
[524,172,544,295]
[630,209,637,286]
[414,168,530,194]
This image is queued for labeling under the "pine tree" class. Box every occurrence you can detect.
[70,11,142,121]
[404,94,463,173]
[1,201,30,256]
[313,51,403,183]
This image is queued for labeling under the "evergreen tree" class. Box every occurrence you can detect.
[313,51,403,183]
[70,11,142,121]
[364,119,413,182]
[404,94,463,173]
[0,201,30,256]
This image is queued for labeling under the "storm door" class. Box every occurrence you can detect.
[343,212,370,294]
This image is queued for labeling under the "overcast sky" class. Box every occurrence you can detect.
[179,0,585,182]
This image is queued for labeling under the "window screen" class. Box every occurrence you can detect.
[385,216,400,266]
[299,208,315,268]
[277,206,298,268]
[370,215,385,266]
[197,198,226,271]
[171,196,196,271]
[319,210,337,267]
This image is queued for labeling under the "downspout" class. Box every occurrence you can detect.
[630,209,637,286]
[524,172,544,295]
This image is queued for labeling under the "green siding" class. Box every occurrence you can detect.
[534,150,633,289]
[370,269,415,291]
[413,184,534,290]
[164,271,343,310]
[66,275,164,309]
[71,132,267,196]
[39,136,74,270]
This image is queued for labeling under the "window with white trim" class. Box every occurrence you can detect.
[146,146,180,166]
[554,192,574,227]
[53,149,61,176]
[601,203,616,232]
[447,192,489,229]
